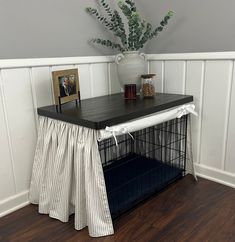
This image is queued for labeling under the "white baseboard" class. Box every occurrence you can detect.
[195,163,235,188]
[0,190,30,218]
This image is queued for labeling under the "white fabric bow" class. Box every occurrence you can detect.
[177,104,198,118]
[105,126,134,146]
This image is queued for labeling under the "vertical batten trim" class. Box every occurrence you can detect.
[221,60,234,171]
[162,61,165,92]
[49,66,55,104]
[197,60,206,164]
[108,63,111,95]
[147,61,150,74]
[0,69,17,194]
[29,68,39,134]
[182,61,187,94]
[89,64,94,97]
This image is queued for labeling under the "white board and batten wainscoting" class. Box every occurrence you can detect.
[1,52,235,217]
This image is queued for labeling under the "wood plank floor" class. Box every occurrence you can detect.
[1,175,235,242]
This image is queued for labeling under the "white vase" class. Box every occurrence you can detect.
[115,51,147,93]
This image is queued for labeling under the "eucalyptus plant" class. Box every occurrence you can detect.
[86,0,174,52]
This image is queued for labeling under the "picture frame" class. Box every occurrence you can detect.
[52,68,80,105]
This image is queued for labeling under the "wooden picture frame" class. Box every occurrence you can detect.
[52,69,80,105]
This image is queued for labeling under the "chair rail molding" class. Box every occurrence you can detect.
[147,51,235,60]
[0,56,115,69]
[1,51,235,217]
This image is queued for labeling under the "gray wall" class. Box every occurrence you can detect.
[0,0,235,59]
[0,0,117,59]
[143,0,235,54]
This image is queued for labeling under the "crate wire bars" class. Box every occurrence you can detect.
[98,115,188,218]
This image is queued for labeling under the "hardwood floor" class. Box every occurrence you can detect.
[1,175,235,242]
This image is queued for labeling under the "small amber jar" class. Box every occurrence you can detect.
[141,74,156,98]
[124,84,137,99]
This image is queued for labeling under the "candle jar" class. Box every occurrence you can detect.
[124,84,137,99]
[141,74,156,98]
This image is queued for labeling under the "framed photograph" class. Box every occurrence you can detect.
[52,69,80,105]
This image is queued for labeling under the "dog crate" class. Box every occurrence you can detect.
[98,115,188,218]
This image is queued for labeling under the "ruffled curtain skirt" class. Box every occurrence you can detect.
[29,116,114,237]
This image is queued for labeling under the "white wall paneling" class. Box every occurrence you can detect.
[148,54,235,189]
[75,64,92,100]
[1,52,235,217]
[149,61,164,93]
[200,61,232,169]
[109,63,121,94]
[225,62,235,173]
[91,63,109,97]
[1,68,37,193]
[185,61,205,164]
[0,71,16,201]
[0,56,118,217]
[164,61,185,94]
[32,67,54,108]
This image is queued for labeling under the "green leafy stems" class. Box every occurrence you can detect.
[86,0,174,52]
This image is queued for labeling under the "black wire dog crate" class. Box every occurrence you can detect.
[98,115,188,218]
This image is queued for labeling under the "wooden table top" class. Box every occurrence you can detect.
[37,93,193,130]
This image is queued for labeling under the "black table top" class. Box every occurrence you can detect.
[37,93,193,130]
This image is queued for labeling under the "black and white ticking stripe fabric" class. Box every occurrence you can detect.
[29,116,114,237]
